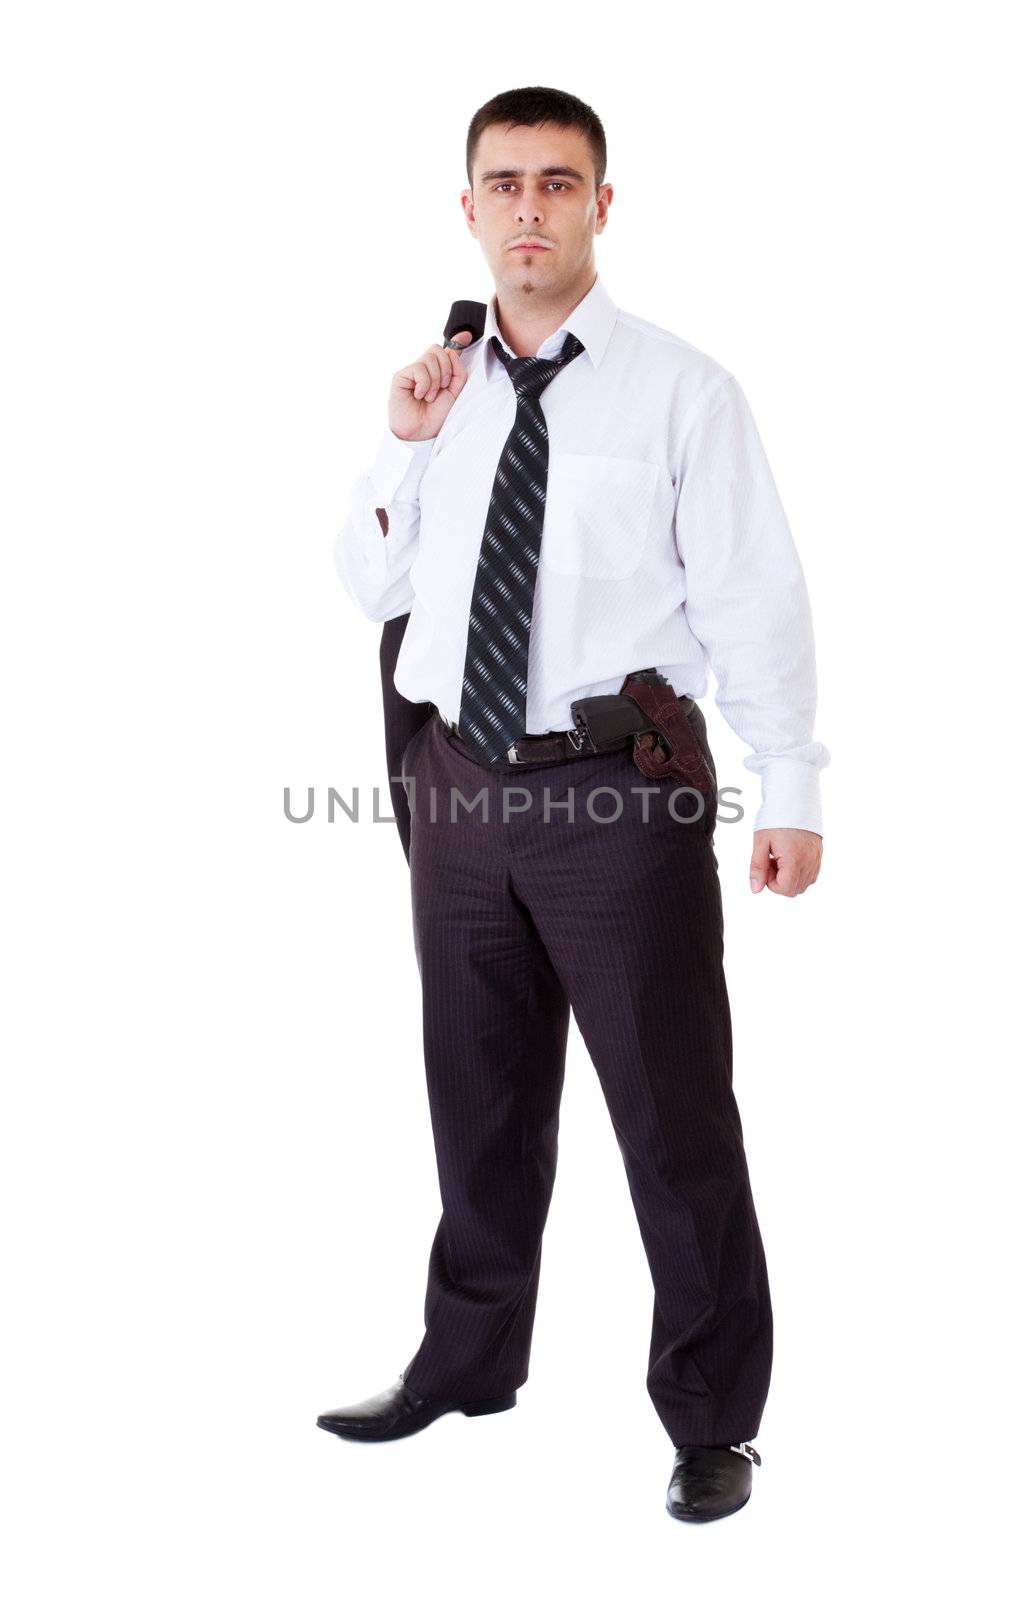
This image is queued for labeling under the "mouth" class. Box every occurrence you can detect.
[509,242,552,252]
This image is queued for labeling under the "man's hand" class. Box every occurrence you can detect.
[749,829,823,896]
[389,332,474,443]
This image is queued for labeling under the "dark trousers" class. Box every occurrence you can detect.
[397,706,772,1447]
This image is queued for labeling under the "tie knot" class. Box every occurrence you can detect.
[491,330,585,401]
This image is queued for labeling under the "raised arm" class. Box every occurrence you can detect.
[333,332,473,621]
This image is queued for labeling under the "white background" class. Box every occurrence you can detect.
[3,2,1015,1594]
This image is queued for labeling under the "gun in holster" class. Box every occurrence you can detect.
[571,669,716,794]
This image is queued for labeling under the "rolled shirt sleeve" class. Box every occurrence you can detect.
[333,427,436,621]
[675,374,831,834]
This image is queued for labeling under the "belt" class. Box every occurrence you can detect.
[439,687,695,767]
[440,715,622,765]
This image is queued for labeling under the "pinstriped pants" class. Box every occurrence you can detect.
[398,706,772,1447]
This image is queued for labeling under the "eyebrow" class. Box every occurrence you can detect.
[478,166,586,184]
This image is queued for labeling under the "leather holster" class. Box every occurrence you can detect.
[619,670,715,795]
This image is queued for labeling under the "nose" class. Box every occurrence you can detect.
[515,188,546,226]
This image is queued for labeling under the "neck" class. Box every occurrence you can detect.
[493,267,595,358]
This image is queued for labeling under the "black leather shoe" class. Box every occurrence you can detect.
[316,1374,517,1442]
[666,1442,762,1522]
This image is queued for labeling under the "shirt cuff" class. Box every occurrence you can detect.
[367,426,436,505]
[344,493,391,595]
[750,756,825,836]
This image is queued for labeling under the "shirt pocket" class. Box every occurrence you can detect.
[541,453,660,579]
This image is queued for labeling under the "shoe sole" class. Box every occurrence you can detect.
[317,1391,517,1441]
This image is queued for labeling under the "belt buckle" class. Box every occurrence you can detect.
[509,728,587,763]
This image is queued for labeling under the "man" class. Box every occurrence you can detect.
[322,86,830,1524]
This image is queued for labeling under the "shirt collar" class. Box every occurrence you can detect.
[473,272,618,386]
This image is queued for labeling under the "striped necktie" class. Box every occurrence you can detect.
[457,329,585,763]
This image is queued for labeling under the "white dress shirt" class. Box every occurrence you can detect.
[335,272,830,833]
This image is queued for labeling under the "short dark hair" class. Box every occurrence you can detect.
[466,87,607,193]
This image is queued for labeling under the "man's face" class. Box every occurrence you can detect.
[462,122,611,296]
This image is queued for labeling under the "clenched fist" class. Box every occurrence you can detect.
[389,332,474,443]
[749,829,823,896]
